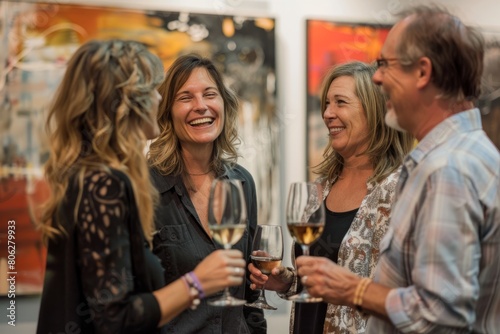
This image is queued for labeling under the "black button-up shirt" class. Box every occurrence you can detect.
[150,164,266,334]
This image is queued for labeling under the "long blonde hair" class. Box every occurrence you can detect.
[148,54,240,176]
[41,40,164,243]
[314,61,414,183]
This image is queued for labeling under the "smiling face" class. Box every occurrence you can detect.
[171,67,225,149]
[323,75,370,158]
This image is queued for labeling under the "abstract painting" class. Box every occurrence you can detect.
[0,1,277,295]
[306,20,391,180]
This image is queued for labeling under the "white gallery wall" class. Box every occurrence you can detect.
[2,1,499,333]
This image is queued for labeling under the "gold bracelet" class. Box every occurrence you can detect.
[353,278,372,312]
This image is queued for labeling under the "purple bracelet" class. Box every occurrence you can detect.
[186,271,205,299]
[181,275,200,310]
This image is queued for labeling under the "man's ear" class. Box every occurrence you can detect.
[416,56,432,89]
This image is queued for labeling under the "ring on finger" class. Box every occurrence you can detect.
[233,267,243,275]
[301,275,308,285]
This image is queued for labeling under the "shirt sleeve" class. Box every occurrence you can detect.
[387,166,480,333]
[75,172,161,333]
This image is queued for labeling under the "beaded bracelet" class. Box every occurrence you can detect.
[353,277,372,312]
[186,271,206,299]
[181,275,201,310]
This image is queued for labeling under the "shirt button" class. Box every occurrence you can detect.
[214,315,221,324]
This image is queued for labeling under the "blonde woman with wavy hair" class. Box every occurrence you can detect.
[147,54,266,333]
[37,40,246,334]
[249,61,414,334]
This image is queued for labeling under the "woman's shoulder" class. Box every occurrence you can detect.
[148,166,179,192]
[69,168,132,200]
[85,168,130,185]
[226,163,254,182]
[223,164,256,195]
[361,167,402,208]
[378,166,402,189]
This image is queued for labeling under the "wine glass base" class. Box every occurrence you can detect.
[245,301,277,310]
[287,293,323,303]
[208,296,247,307]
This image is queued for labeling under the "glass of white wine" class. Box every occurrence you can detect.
[286,181,325,303]
[208,178,247,306]
[245,224,283,310]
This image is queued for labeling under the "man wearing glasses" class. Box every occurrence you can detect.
[296,4,500,333]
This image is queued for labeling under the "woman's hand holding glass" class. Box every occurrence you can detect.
[245,225,284,310]
[193,249,246,296]
[248,263,295,292]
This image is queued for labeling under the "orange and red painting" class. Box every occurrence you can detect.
[306,20,391,180]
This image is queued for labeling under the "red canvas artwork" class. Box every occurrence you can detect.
[306,20,391,180]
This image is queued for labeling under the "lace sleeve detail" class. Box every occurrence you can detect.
[75,171,160,333]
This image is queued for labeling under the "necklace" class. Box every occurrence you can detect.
[187,170,212,176]
[186,171,213,193]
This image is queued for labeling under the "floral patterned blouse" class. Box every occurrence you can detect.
[285,167,402,334]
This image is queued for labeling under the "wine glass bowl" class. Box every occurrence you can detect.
[245,225,283,310]
[208,178,248,306]
[286,223,324,246]
[286,182,325,303]
[251,252,282,275]
[210,224,246,247]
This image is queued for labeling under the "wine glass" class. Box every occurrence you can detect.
[245,224,284,310]
[286,181,325,303]
[208,178,247,306]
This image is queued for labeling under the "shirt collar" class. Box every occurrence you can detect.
[150,163,246,194]
[406,108,482,167]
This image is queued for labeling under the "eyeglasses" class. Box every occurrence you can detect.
[375,57,400,69]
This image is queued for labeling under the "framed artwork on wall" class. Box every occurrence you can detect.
[0,1,277,295]
[306,19,391,180]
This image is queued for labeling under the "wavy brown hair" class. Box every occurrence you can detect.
[314,61,414,183]
[148,54,240,176]
[41,40,164,243]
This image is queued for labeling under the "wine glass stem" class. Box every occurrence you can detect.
[258,284,266,301]
[221,286,231,300]
[300,245,311,296]
[221,243,232,299]
[301,245,310,256]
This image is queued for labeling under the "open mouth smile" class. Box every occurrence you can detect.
[189,117,214,126]
[329,127,345,135]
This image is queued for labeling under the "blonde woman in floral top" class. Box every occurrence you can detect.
[248,61,414,333]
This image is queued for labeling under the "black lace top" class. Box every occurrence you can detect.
[37,169,165,334]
